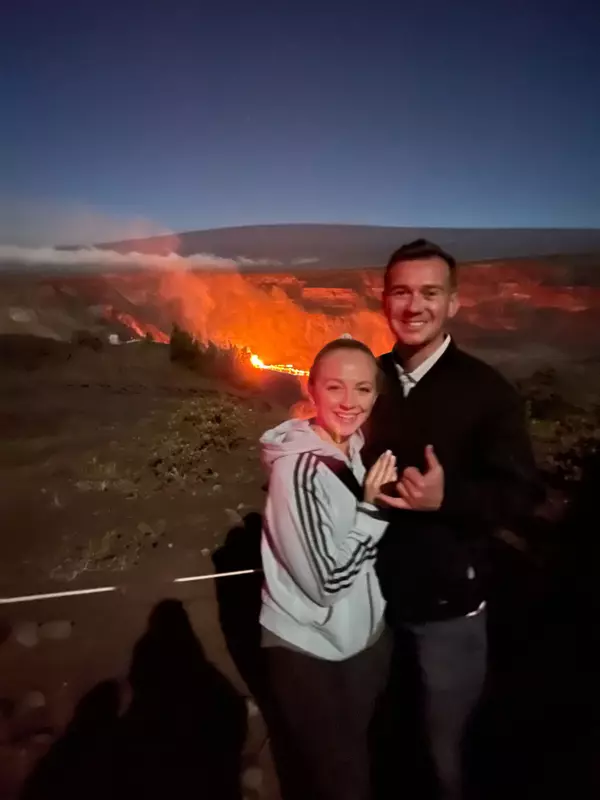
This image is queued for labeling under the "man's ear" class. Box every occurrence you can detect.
[448,291,460,319]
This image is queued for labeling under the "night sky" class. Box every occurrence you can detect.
[2,0,599,244]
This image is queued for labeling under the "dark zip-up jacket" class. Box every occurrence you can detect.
[362,341,543,624]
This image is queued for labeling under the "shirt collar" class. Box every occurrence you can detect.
[394,335,451,389]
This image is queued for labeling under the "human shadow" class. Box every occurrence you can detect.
[212,511,266,704]
[20,680,121,800]
[117,598,247,799]
[21,599,248,800]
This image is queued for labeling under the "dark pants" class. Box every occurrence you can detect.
[263,631,392,800]
[375,611,487,800]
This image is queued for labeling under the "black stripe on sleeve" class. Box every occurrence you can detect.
[293,453,378,594]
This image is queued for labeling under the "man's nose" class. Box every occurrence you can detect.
[406,292,425,312]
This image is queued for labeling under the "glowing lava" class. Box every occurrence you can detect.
[114,308,309,375]
[250,353,309,376]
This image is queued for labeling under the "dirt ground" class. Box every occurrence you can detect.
[2,338,600,799]
[0,340,289,798]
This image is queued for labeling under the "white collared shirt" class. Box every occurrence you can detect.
[394,334,451,396]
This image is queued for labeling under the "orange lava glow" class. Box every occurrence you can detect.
[96,259,600,376]
[249,353,309,376]
[114,304,310,375]
[112,311,170,343]
[103,268,394,374]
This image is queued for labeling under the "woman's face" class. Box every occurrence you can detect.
[310,349,377,440]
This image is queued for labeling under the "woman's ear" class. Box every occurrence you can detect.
[290,397,316,420]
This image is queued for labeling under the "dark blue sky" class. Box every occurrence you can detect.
[2,0,599,243]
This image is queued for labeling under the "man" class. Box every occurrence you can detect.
[363,239,542,800]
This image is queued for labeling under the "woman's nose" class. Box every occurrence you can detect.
[339,393,358,409]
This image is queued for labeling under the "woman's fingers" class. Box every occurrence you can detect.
[382,463,397,485]
[366,457,384,487]
[388,466,398,483]
[369,451,394,486]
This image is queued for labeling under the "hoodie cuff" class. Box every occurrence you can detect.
[355,502,389,542]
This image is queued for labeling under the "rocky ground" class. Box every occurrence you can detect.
[0,338,292,799]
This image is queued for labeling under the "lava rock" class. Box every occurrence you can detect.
[13,622,38,649]
[20,692,46,712]
[39,620,73,641]
[225,508,243,526]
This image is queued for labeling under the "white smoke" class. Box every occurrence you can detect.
[0,245,274,273]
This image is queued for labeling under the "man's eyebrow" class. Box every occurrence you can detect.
[388,282,446,290]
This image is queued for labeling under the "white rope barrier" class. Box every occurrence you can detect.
[0,568,261,606]
[173,568,259,583]
[0,585,118,605]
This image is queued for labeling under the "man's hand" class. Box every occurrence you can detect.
[377,445,444,511]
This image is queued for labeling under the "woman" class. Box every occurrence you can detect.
[259,337,398,800]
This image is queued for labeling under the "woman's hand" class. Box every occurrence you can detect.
[364,450,397,505]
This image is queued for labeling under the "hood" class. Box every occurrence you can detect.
[260,418,363,472]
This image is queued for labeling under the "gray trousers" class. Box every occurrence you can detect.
[375,611,487,800]
[264,631,392,800]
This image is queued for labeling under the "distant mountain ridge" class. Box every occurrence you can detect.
[98,223,600,270]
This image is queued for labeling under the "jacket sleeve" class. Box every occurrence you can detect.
[264,453,389,607]
[440,383,545,532]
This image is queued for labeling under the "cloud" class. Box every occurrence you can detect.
[235,256,283,268]
[291,257,320,266]
[0,245,239,273]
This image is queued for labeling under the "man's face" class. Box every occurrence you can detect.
[384,256,459,351]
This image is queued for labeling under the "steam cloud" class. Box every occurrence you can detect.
[0,245,283,273]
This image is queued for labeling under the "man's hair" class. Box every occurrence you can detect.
[308,338,377,387]
[383,238,457,293]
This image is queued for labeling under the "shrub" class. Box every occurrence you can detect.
[519,369,600,490]
[169,323,253,386]
[148,395,248,484]
[72,329,103,351]
[169,323,201,368]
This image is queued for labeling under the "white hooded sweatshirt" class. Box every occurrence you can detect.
[259,418,388,661]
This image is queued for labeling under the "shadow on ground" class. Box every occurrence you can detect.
[20,599,247,800]
[212,512,266,703]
